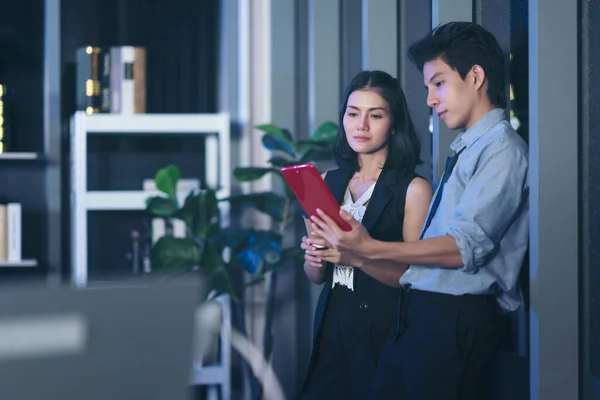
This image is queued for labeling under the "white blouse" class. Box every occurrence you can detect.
[331,182,376,290]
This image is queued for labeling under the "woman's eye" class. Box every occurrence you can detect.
[347,112,358,117]
[371,114,383,119]
[435,81,444,87]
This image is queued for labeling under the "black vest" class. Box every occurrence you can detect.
[303,165,418,388]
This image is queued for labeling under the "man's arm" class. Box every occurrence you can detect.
[312,143,529,270]
[364,235,463,267]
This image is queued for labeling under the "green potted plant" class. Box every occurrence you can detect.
[145,121,338,399]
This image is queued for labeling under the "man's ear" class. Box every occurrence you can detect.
[470,64,487,90]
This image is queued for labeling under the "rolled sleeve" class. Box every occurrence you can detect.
[447,144,528,273]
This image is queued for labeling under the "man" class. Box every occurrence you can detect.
[309,22,529,399]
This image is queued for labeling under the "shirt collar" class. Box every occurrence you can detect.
[450,108,506,153]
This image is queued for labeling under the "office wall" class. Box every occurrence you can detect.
[219,0,593,399]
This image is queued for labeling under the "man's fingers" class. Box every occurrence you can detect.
[314,209,344,235]
[339,209,357,224]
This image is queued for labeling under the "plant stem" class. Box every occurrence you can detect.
[256,196,292,399]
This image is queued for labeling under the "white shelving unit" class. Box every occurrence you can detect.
[0,152,40,160]
[70,111,232,398]
[0,260,38,268]
[70,111,231,287]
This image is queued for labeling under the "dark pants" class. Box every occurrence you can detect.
[370,289,505,399]
[303,285,396,400]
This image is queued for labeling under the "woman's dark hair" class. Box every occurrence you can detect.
[334,70,422,174]
[408,21,506,109]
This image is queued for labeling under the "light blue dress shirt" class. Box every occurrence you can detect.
[400,108,529,312]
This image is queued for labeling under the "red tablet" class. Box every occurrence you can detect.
[280,163,352,231]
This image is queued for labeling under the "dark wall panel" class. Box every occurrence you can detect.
[60,0,219,277]
[582,0,600,379]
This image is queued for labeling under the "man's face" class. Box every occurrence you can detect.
[423,57,478,131]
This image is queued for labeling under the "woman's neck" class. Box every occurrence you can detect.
[356,151,387,182]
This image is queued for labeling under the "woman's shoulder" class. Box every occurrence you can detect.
[404,175,433,211]
[389,168,432,200]
[406,175,433,197]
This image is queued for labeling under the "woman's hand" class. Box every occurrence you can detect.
[301,236,324,268]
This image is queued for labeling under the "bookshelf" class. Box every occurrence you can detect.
[1,0,231,395]
[69,111,231,287]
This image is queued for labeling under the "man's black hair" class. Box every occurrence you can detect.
[408,21,507,108]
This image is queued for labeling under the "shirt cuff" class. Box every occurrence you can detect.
[447,227,480,274]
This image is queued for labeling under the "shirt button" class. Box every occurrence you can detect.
[359,301,369,310]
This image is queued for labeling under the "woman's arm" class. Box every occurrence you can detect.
[301,236,328,284]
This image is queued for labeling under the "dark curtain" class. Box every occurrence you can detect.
[60,0,219,278]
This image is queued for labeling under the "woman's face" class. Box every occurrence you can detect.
[343,89,392,155]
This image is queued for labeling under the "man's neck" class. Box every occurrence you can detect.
[464,103,496,131]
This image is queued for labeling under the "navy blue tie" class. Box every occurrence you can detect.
[420,148,465,239]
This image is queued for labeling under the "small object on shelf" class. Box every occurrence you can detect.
[131,229,140,274]
[142,243,151,274]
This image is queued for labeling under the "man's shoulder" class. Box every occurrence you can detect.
[476,120,528,157]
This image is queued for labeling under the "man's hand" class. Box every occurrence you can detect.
[302,235,364,267]
[310,208,374,257]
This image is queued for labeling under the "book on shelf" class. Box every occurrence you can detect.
[76,46,102,115]
[0,84,14,154]
[76,45,147,116]
[0,203,21,262]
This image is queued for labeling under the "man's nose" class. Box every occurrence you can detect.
[427,90,438,108]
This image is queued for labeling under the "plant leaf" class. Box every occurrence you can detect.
[233,230,282,275]
[233,167,278,182]
[300,147,335,163]
[201,241,225,273]
[151,236,199,269]
[296,139,332,154]
[312,121,338,141]
[211,266,238,301]
[190,190,220,240]
[267,155,296,168]
[145,196,179,217]
[262,133,296,158]
[223,192,285,222]
[255,124,294,145]
[172,190,197,228]
[155,164,180,199]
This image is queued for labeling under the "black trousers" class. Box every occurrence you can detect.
[370,289,505,400]
[303,285,396,400]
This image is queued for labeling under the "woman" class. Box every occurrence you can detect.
[300,70,433,399]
